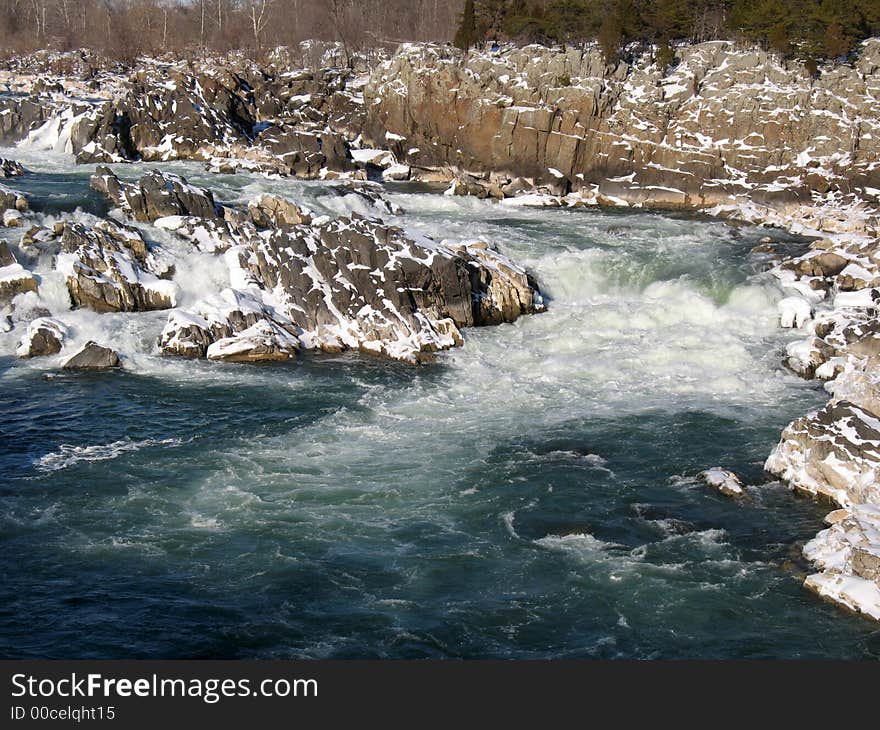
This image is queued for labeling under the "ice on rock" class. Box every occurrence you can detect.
[698,468,745,498]
[778,297,812,328]
[16,317,67,359]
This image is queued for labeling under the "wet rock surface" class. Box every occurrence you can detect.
[62,341,121,370]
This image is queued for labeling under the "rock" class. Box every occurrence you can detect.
[62,341,121,370]
[91,167,220,223]
[802,504,880,620]
[0,182,28,212]
[698,468,745,498]
[157,289,291,359]
[257,128,352,178]
[0,240,15,267]
[56,220,177,312]
[248,194,313,228]
[0,158,25,177]
[787,250,850,278]
[19,225,62,258]
[16,317,67,358]
[0,240,38,305]
[778,297,812,328]
[382,163,411,181]
[804,570,880,621]
[2,209,24,227]
[161,213,543,364]
[154,215,252,254]
[207,320,299,363]
[765,400,880,507]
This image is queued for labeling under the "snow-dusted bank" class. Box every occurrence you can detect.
[2,39,880,621]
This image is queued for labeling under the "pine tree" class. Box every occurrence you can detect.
[598,12,623,64]
[768,22,790,56]
[455,0,479,53]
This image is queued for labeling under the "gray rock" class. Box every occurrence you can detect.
[58,220,176,313]
[17,317,66,358]
[91,168,220,223]
[0,182,28,212]
[62,341,121,370]
[0,158,25,178]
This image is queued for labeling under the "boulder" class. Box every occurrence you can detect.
[0,240,38,305]
[765,400,880,507]
[206,320,299,363]
[0,158,25,177]
[248,194,313,228]
[698,468,745,498]
[16,317,67,358]
[0,183,28,212]
[56,220,177,312]
[2,209,24,227]
[62,341,121,370]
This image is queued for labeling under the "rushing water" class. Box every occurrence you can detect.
[2,146,879,659]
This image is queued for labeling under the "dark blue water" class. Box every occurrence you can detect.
[2,151,879,658]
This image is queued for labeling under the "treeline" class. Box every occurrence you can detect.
[456,1,880,64]
[2,1,880,66]
[0,0,460,60]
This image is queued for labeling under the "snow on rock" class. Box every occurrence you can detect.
[56,219,177,312]
[766,400,880,507]
[16,317,67,358]
[90,167,220,223]
[698,468,745,498]
[206,320,300,363]
[0,240,38,305]
[778,297,812,329]
[154,178,543,365]
[0,183,28,213]
[248,194,313,228]
[802,504,880,621]
[0,159,25,178]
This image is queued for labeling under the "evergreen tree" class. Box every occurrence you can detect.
[455,0,479,52]
[598,11,623,63]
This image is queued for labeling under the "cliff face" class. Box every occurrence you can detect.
[365,41,880,218]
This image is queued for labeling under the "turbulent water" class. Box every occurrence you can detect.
[2,146,879,659]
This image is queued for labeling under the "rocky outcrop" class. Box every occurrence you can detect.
[158,289,298,361]
[90,167,220,222]
[248,194,313,228]
[0,159,25,178]
[802,505,880,620]
[766,401,880,507]
[56,219,177,312]
[160,215,543,364]
[0,183,28,213]
[16,317,67,358]
[0,240,38,305]
[62,341,121,370]
[4,46,370,179]
[82,166,545,364]
[767,226,880,621]
[364,41,880,220]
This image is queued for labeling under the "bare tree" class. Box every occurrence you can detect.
[249,0,272,54]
